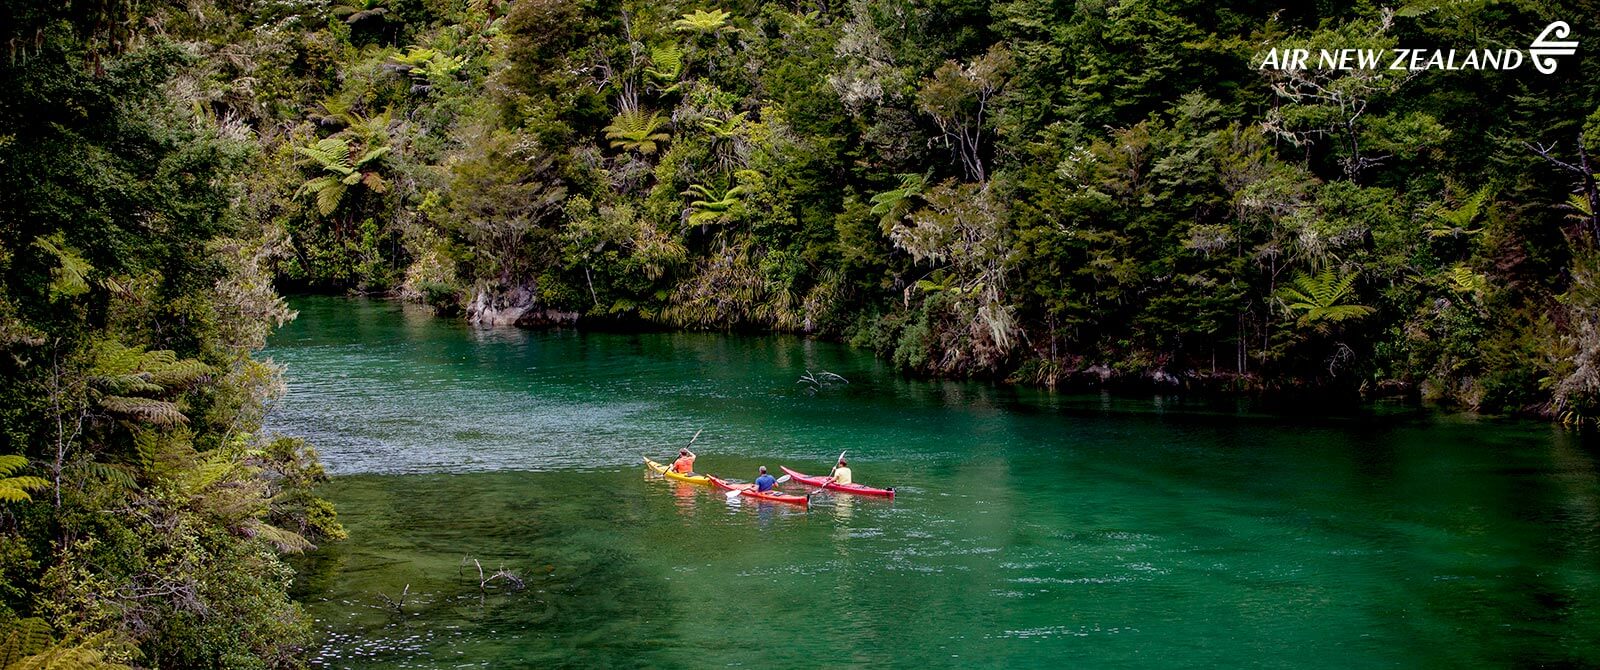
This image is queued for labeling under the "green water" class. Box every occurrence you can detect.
[268,297,1600,668]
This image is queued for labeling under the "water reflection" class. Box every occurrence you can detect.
[832,493,854,522]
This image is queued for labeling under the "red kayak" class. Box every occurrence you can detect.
[706,475,810,507]
[779,467,896,498]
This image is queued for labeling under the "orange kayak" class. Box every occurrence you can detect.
[706,475,809,506]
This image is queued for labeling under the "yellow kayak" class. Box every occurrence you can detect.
[643,457,711,486]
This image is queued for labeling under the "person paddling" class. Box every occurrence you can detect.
[754,466,777,492]
[832,458,852,486]
[672,447,697,475]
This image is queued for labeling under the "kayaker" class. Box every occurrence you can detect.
[833,458,853,486]
[672,447,697,474]
[754,466,776,492]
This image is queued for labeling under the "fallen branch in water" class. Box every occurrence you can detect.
[465,556,525,593]
[798,369,849,395]
[376,583,409,615]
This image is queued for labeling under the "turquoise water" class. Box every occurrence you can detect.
[268,297,1600,668]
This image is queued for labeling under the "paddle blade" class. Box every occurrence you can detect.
[725,488,743,498]
[775,474,791,484]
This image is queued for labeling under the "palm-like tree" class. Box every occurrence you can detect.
[604,108,671,155]
[645,43,685,92]
[682,181,747,225]
[333,0,390,25]
[390,46,438,69]
[90,340,216,427]
[0,455,48,503]
[700,112,745,138]
[701,112,747,172]
[391,47,464,90]
[1276,269,1374,327]
[672,9,736,35]
[295,137,391,216]
[1425,185,1493,239]
[869,173,927,228]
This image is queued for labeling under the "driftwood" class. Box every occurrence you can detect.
[797,370,849,395]
[463,557,525,593]
[376,584,409,615]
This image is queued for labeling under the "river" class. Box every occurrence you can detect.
[266,296,1600,668]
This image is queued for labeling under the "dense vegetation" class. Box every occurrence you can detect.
[2,0,1599,663]
[1,1,344,666]
[149,0,1594,419]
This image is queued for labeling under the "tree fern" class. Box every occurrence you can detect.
[88,341,215,426]
[96,397,187,426]
[389,46,438,69]
[1276,269,1375,326]
[603,109,670,154]
[0,455,48,503]
[1,628,132,670]
[392,47,464,90]
[295,137,391,216]
[243,519,315,554]
[672,9,735,35]
[332,0,389,25]
[869,173,928,228]
[682,182,747,225]
[1425,185,1493,239]
[699,112,745,138]
[1564,193,1595,223]
[0,619,52,667]
[1447,264,1488,297]
[645,43,684,90]
[31,234,91,301]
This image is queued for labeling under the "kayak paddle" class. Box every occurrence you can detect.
[724,474,791,498]
[807,450,846,498]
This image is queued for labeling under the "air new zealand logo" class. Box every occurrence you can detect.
[1529,21,1578,74]
[1257,21,1579,74]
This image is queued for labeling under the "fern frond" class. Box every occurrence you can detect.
[673,9,735,34]
[245,520,316,553]
[295,138,354,174]
[146,359,214,388]
[32,234,92,300]
[98,396,188,426]
[354,146,391,168]
[95,373,164,395]
[79,462,136,491]
[361,172,389,193]
[3,629,132,670]
[0,455,28,478]
[0,618,54,666]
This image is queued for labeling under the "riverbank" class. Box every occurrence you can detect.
[314,289,1433,418]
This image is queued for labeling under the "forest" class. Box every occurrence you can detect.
[2,0,1600,665]
[181,0,1600,415]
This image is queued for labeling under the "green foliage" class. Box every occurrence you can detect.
[0,457,48,504]
[682,179,748,226]
[0,6,343,667]
[603,108,672,155]
[0,621,132,670]
[672,9,736,36]
[332,0,391,26]
[29,235,91,302]
[645,43,685,91]
[1425,185,1494,239]
[1276,270,1375,328]
[295,136,392,216]
[11,0,1597,503]
[868,174,926,229]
